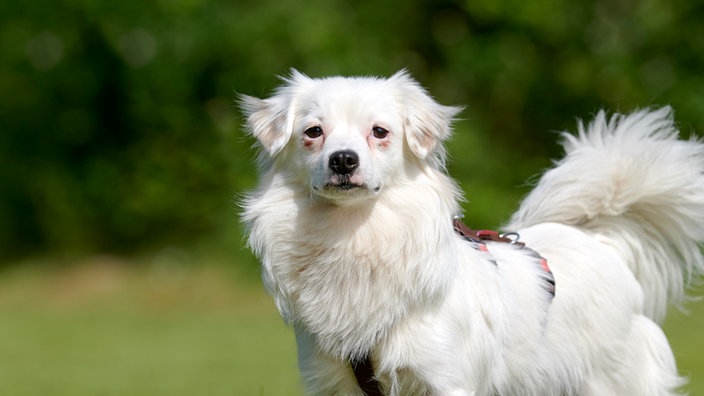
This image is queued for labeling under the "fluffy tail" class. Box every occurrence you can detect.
[507,107,704,322]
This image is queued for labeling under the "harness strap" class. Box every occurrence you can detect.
[453,216,556,298]
[351,356,383,396]
[452,217,525,246]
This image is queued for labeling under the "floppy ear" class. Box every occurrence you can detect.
[239,94,293,157]
[239,70,311,157]
[391,71,462,163]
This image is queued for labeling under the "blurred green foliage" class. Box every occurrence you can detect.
[1,0,703,261]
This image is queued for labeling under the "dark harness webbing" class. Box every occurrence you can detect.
[351,356,383,396]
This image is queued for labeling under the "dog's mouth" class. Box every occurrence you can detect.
[322,174,365,191]
[330,181,363,191]
[318,181,366,193]
[313,176,381,198]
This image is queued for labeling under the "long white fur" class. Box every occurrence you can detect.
[507,107,704,322]
[241,71,704,395]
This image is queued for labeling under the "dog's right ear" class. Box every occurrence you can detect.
[239,70,311,157]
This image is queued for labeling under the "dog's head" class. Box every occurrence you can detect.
[241,70,461,203]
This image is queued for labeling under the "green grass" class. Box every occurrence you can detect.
[0,256,303,396]
[0,255,702,395]
[664,289,704,395]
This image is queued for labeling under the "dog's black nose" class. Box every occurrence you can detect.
[329,150,359,175]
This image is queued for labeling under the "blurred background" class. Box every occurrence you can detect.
[0,0,702,394]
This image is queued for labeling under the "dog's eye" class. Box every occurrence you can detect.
[372,126,389,139]
[304,126,323,139]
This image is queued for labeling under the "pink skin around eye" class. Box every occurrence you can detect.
[302,126,324,150]
[370,126,391,149]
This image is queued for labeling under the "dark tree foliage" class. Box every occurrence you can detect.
[0,0,702,262]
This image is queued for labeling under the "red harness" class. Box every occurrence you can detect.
[452,216,556,298]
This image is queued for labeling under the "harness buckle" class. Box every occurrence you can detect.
[499,232,521,244]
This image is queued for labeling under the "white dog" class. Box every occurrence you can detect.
[240,70,704,395]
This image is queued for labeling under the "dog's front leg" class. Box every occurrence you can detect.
[294,326,367,395]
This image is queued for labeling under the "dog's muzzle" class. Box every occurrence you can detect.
[314,149,380,196]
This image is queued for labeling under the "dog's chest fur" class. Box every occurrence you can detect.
[246,175,461,359]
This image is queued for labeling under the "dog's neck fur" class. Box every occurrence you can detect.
[244,167,463,359]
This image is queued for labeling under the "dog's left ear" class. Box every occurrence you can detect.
[391,71,462,163]
[239,70,312,158]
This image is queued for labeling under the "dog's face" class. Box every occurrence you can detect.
[241,71,461,204]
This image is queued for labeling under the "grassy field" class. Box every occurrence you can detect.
[0,254,702,395]
[0,254,303,396]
